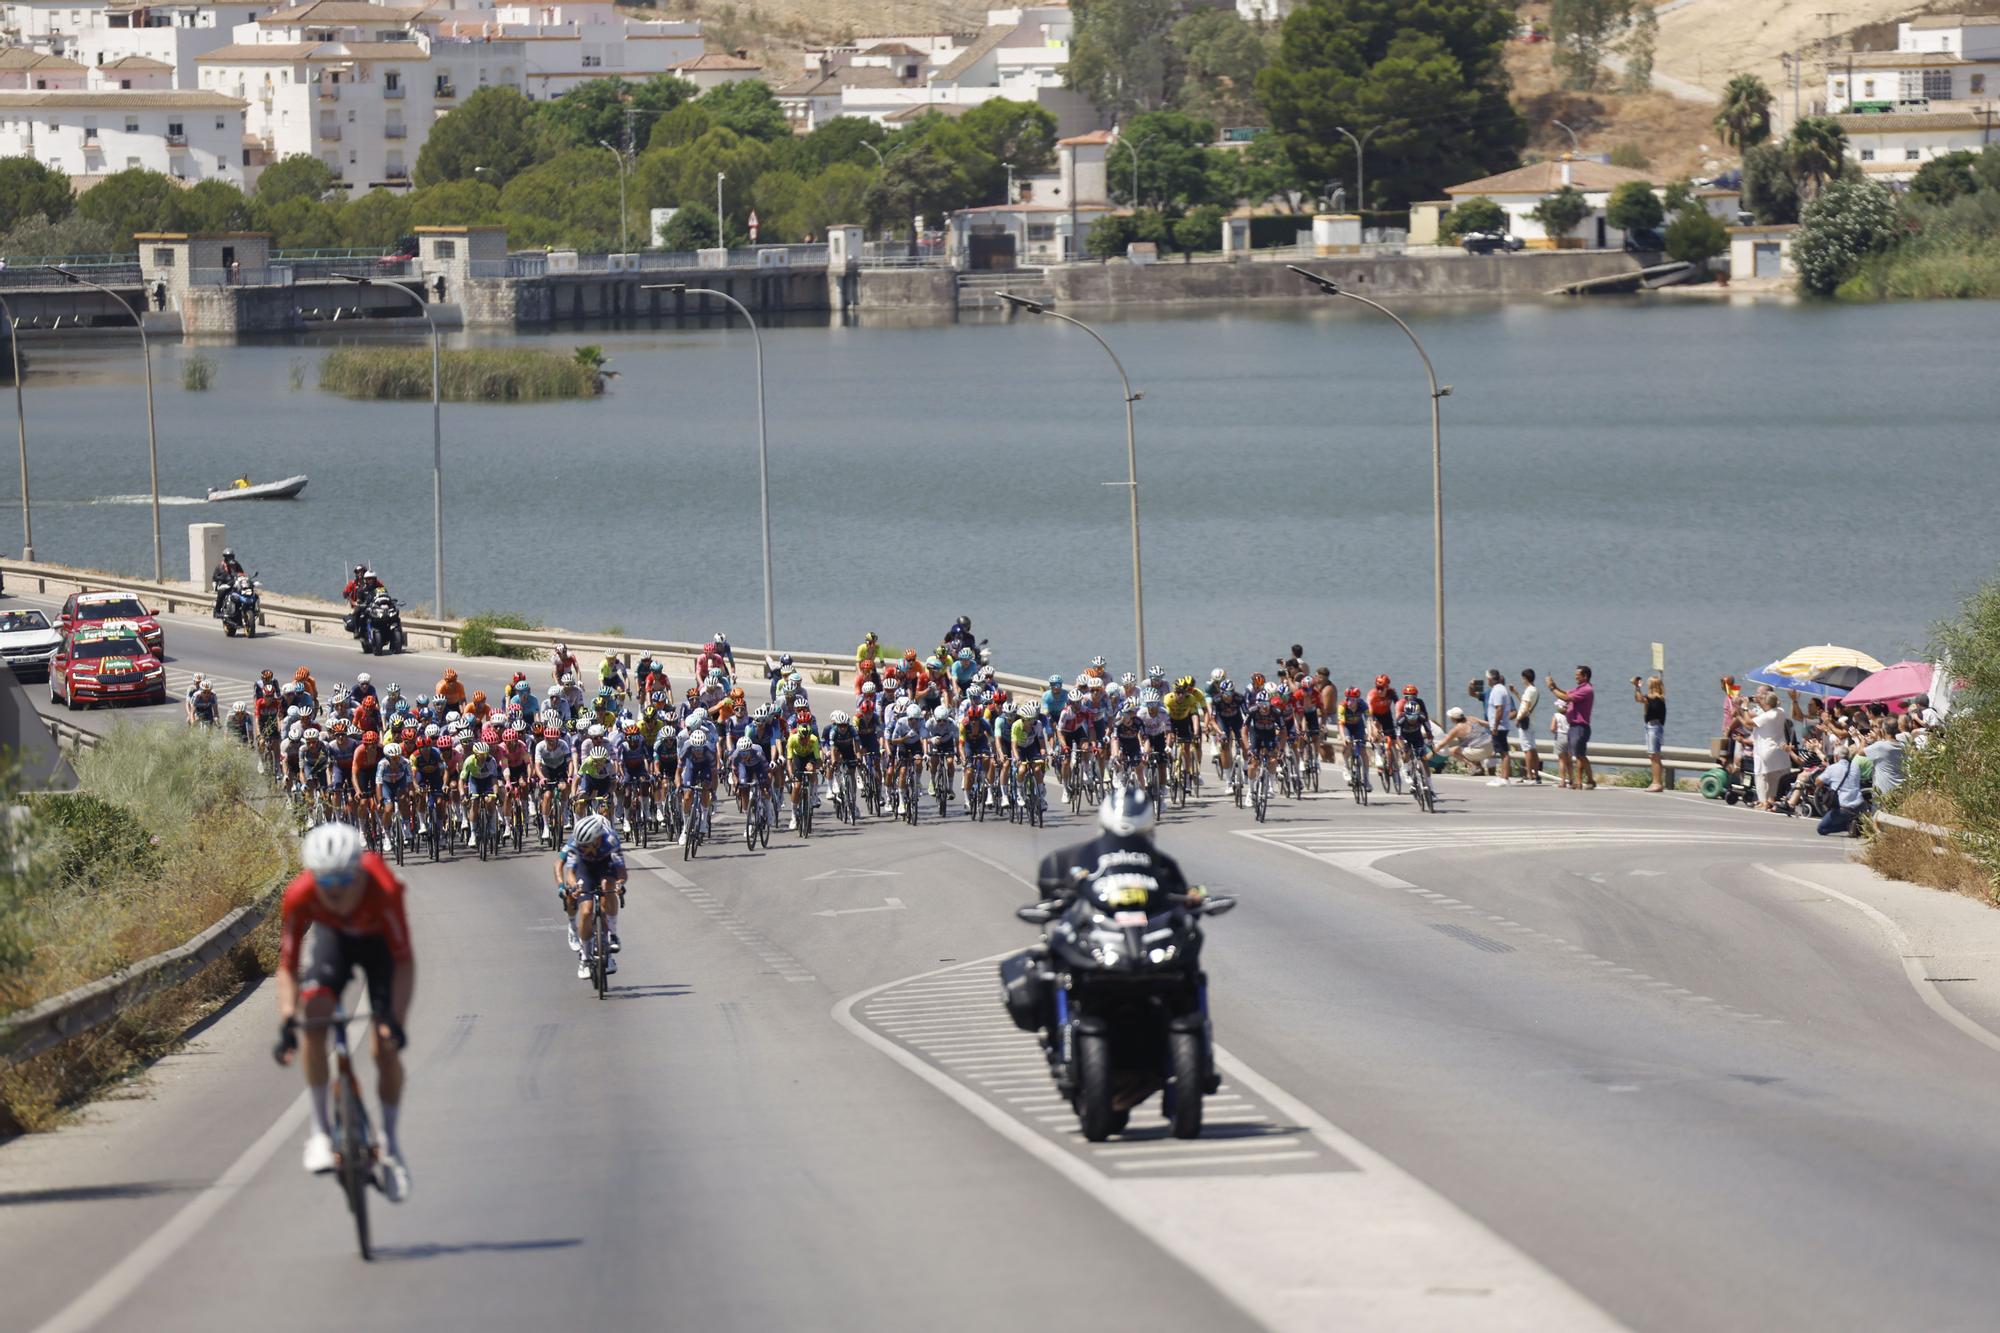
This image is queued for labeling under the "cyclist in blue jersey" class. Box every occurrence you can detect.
[559,813,626,978]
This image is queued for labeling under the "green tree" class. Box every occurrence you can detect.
[1741,142,1798,224]
[415,86,539,187]
[1663,205,1727,267]
[1067,0,1182,120]
[1619,0,1656,92]
[1257,0,1524,213]
[406,178,502,227]
[1530,184,1590,239]
[254,153,334,204]
[885,115,1001,201]
[1911,150,1981,207]
[1714,73,1773,151]
[1787,115,1848,200]
[1171,202,1227,257]
[957,98,1059,177]
[1605,179,1663,233]
[862,144,973,235]
[792,116,888,172]
[1792,177,1898,295]
[804,161,874,234]
[0,156,73,231]
[1976,143,2000,193]
[694,79,788,141]
[1085,212,1138,258]
[75,169,181,250]
[0,211,115,256]
[337,188,415,247]
[250,194,341,248]
[646,102,712,152]
[1662,176,1695,213]
[499,148,622,250]
[658,202,718,250]
[532,78,638,152]
[1443,194,1504,237]
[1549,0,1631,91]
[633,127,772,236]
[628,72,697,119]
[1171,9,1272,126]
[1109,109,1218,207]
[750,169,814,241]
[170,179,251,233]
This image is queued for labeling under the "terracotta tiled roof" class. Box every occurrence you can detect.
[669,52,761,70]
[930,24,1010,84]
[0,89,247,108]
[257,1,431,24]
[1837,109,1998,130]
[1444,158,1656,195]
[0,48,85,71]
[97,54,173,70]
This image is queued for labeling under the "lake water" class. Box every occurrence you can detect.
[10,295,1996,744]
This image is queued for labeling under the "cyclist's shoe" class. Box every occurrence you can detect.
[464,828,477,848]
[608,932,621,953]
[677,828,690,846]
[576,955,593,980]
[376,1152,412,1203]
[604,955,618,975]
[787,812,798,831]
[566,920,581,952]
[302,1131,336,1175]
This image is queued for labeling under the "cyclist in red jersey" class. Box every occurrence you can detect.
[1366,673,1400,779]
[273,822,416,1201]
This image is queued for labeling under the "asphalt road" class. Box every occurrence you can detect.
[9,598,2000,1332]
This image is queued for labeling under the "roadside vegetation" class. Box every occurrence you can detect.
[1860,576,2000,904]
[458,610,544,659]
[0,724,291,1133]
[318,347,603,402]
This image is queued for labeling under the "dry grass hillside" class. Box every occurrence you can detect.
[1653,0,2000,100]
[628,0,983,80]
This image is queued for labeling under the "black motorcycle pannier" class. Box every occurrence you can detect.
[998,950,1051,1033]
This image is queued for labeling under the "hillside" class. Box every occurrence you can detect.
[632,0,983,80]
[1652,0,2000,101]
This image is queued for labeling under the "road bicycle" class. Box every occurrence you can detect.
[302,1012,380,1260]
[682,788,712,860]
[1016,760,1047,827]
[1250,763,1272,823]
[744,780,773,850]
[1347,738,1371,807]
[1405,742,1438,814]
[928,751,954,819]
[587,882,626,999]
[792,767,816,839]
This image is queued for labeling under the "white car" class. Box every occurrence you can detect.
[0,608,62,679]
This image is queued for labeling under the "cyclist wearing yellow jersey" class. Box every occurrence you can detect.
[785,722,820,832]
[1164,676,1208,782]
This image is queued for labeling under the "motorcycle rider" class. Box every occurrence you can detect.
[211,547,246,617]
[1034,788,1194,907]
[342,564,385,610]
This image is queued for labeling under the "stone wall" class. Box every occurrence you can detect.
[1046,251,1646,305]
[849,268,959,311]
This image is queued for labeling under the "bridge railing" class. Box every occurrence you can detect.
[0,261,145,288]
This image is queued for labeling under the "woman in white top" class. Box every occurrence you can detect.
[1746,686,1793,809]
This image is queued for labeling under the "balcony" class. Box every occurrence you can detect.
[433,81,455,99]
[382,166,409,181]
[383,122,406,138]
[383,83,404,98]
[81,133,100,149]
[316,123,340,141]
[165,133,187,148]
[316,82,339,101]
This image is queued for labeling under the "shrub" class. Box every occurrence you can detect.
[27,792,161,885]
[1605,180,1664,234]
[458,610,541,659]
[319,347,602,401]
[1530,185,1591,239]
[181,353,215,392]
[1664,206,1729,267]
[1793,178,1898,295]
[1911,150,1980,208]
[1443,196,1505,239]
[1609,143,1649,169]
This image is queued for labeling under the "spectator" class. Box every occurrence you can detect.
[1864,723,1907,795]
[1551,687,1571,788]
[1815,744,1866,835]
[1484,669,1516,788]
[1743,686,1793,810]
[1632,674,1667,791]
[1515,668,1543,784]
[1548,665,1597,789]
[1439,707,1494,770]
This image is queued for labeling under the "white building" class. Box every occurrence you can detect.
[91,52,173,88]
[3,2,265,90]
[1836,110,1999,183]
[1826,15,2000,182]
[665,49,758,91]
[0,46,84,87]
[0,87,245,183]
[1727,223,1797,289]
[1235,0,1294,20]
[947,128,1117,266]
[1442,157,1659,248]
[429,0,700,100]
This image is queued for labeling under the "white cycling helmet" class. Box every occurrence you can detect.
[573,813,613,852]
[1209,667,1226,683]
[425,723,441,738]
[473,741,490,755]
[831,710,849,725]
[587,723,606,738]
[356,672,371,685]
[286,723,304,740]
[1090,655,1107,669]
[301,821,366,883]
[560,672,576,686]
[933,706,950,721]
[861,682,877,695]
[1017,700,1036,718]
[1120,672,1137,688]
[383,742,402,758]
[690,707,708,724]
[230,700,247,714]
[304,728,322,741]
[735,734,756,752]
[1098,788,1156,838]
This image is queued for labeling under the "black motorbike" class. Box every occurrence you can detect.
[358,592,406,656]
[220,573,261,638]
[1002,879,1235,1142]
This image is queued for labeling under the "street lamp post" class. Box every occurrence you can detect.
[1551,119,1581,154]
[1003,160,1015,203]
[995,291,1146,676]
[643,283,774,652]
[1287,265,1451,708]
[1124,135,1152,208]
[49,266,159,579]
[334,273,445,617]
[0,293,30,560]
[597,139,629,253]
[1334,125,1382,231]
[716,171,726,243]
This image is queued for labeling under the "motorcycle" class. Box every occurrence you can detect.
[220,572,261,638]
[1001,876,1235,1142]
[360,592,407,656]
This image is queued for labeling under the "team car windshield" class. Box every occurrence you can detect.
[0,611,50,632]
[76,597,147,619]
[70,636,147,661]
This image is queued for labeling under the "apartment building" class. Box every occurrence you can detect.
[1827,15,2000,183]
[0,86,246,182]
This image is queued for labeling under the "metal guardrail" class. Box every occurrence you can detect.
[0,262,144,289]
[0,878,283,1068]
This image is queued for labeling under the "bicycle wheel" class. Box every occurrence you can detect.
[592,911,609,998]
[335,1076,372,1260]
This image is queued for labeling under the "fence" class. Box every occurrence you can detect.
[0,261,144,289]
[188,259,414,286]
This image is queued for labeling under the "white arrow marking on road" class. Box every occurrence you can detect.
[805,867,903,881]
[1629,869,1667,877]
[812,896,905,918]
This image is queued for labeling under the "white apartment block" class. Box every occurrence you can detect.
[3,2,266,89]
[429,0,699,99]
[1826,16,2000,183]
[0,86,246,183]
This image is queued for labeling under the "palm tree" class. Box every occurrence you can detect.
[1787,115,1848,200]
[1715,74,1774,150]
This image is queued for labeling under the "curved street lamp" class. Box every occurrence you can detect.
[0,293,30,560]
[334,273,445,617]
[995,291,1146,676]
[1288,265,1451,707]
[49,266,159,579]
[644,283,774,652]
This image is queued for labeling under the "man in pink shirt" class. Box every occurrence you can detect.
[1547,665,1596,789]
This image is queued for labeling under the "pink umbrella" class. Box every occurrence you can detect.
[1839,661,1934,710]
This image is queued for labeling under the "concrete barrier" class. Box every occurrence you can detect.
[1046,250,1645,306]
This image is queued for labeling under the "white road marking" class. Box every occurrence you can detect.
[27,1092,309,1333]
[805,867,903,881]
[836,961,1623,1333]
[1756,863,2000,1057]
[811,896,906,918]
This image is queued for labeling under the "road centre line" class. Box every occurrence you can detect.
[1112,1151,1323,1172]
